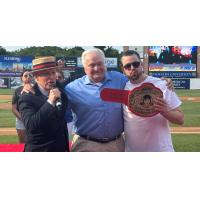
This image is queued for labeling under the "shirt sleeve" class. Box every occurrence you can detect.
[164,88,182,110]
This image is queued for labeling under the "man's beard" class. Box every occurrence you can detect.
[130,74,139,81]
[129,71,143,82]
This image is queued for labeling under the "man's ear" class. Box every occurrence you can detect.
[120,62,124,73]
[120,65,124,72]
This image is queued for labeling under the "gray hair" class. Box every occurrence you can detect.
[81,48,105,65]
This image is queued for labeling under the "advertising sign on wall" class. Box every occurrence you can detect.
[77,57,118,68]
[172,79,190,89]
[56,57,77,71]
[0,56,34,77]
[0,78,10,88]
[148,71,196,78]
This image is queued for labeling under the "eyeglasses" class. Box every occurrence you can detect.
[123,61,140,70]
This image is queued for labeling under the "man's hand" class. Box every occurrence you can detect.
[161,77,174,91]
[48,88,61,105]
[21,83,35,94]
[154,97,184,125]
[154,97,169,114]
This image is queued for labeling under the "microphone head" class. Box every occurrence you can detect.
[56,98,62,110]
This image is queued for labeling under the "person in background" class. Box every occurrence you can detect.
[121,50,184,152]
[56,69,65,83]
[12,69,33,143]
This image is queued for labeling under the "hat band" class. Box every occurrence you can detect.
[33,62,56,70]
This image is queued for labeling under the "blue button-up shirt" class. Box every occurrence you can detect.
[65,71,128,139]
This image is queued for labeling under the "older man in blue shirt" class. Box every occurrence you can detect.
[65,49,127,151]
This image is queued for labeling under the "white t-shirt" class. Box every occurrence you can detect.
[123,76,182,152]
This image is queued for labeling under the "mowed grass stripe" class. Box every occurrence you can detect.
[172,134,200,152]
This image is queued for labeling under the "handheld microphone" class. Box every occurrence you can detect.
[55,98,62,110]
[52,83,62,110]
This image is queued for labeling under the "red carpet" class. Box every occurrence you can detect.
[0,144,24,152]
[0,143,72,152]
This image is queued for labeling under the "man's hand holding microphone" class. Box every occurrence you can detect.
[48,87,62,110]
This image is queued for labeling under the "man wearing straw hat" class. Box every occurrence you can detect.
[18,56,69,152]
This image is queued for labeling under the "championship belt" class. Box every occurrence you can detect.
[100,83,163,117]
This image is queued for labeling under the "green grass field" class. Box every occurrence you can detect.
[0,109,15,127]
[0,89,13,95]
[175,89,200,97]
[172,134,200,152]
[0,99,11,103]
[170,101,200,127]
[0,135,18,143]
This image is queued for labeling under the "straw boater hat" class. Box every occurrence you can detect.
[31,56,60,73]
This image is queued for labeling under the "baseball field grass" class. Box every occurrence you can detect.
[0,135,18,143]
[0,89,14,95]
[172,134,200,152]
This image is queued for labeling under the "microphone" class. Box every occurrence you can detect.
[55,98,62,110]
[52,83,62,110]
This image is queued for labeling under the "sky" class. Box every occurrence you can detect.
[3,46,123,52]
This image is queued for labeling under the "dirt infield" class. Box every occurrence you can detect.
[170,127,200,133]
[0,103,11,109]
[180,96,200,102]
[0,128,16,135]
[0,127,200,136]
[0,95,12,100]
[0,95,12,109]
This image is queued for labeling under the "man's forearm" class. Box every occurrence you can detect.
[12,105,21,120]
[161,109,184,125]
[12,109,21,120]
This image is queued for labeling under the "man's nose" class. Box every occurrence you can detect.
[93,65,99,70]
[130,64,135,70]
